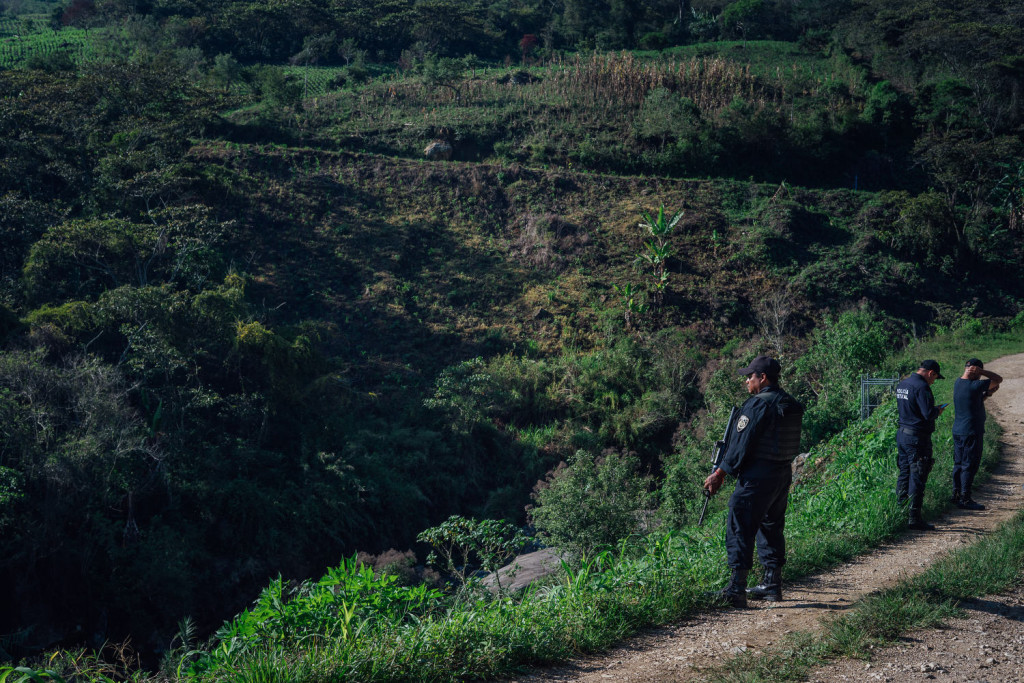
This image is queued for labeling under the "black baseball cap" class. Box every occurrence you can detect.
[919,359,944,378]
[965,358,984,368]
[739,355,781,380]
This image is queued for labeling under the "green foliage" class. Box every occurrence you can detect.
[860,80,910,128]
[426,340,693,459]
[423,357,495,433]
[418,53,470,103]
[611,282,647,329]
[416,515,529,588]
[158,329,1022,683]
[209,52,241,89]
[24,47,75,72]
[634,88,701,151]
[191,555,444,675]
[0,349,161,648]
[256,65,303,109]
[720,0,767,42]
[530,449,654,556]
[791,306,898,444]
[23,208,226,304]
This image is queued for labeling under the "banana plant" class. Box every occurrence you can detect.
[613,282,648,330]
[637,205,683,309]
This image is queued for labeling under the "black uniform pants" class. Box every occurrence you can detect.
[896,431,933,508]
[726,470,791,571]
[952,433,983,498]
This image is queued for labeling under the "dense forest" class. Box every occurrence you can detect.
[1,0,1023,672]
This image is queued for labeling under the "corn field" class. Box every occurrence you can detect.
[0,25,98,68]
[303,50,861,141]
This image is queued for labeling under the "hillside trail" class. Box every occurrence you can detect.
[509,353,1024,683]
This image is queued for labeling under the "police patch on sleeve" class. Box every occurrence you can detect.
[736,415,750,431]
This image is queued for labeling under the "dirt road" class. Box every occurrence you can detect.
[511,353,1024,682]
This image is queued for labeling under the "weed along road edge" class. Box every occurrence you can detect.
[512,352,1024,683]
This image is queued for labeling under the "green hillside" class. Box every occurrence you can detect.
[1,0,1022,675]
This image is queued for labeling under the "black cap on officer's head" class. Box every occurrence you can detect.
[965,358,984,369]
[919,359,944,379]
[739,355,781,380]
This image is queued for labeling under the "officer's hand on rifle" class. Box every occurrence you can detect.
[703,468,726,496]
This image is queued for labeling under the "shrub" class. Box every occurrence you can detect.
[791,307,898,444]
[530,449,654,556]
[417,515,529,588]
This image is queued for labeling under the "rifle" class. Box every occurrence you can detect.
[698,406,740,526]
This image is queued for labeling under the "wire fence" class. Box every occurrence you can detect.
[860,374,899,420]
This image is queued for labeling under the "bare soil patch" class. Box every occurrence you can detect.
[509,353,1024,682]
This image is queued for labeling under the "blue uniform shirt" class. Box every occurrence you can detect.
[895,372,941,434]
[718,386,799,478]
[952,378,990,436]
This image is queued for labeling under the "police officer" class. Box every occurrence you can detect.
[895,360,946,531]
[703,355,804,607]
[951,358,1002,510]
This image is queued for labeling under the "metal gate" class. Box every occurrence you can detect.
[860,375,899,420]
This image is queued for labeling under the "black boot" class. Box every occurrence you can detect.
[747,567,783,602]
[908,507,935,531]
[951,491,961,505]
[711,569,748,608]
[957,492,985,511]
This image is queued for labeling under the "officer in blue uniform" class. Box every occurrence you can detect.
[951,358,1002,510]
[703,356,804,607]
[895,360,946,530]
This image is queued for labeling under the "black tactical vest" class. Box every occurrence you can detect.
[751,390,804,463]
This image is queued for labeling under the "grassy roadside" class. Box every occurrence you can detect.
[707,332,1024,683]
[896,327,1024,525]
[712,503,1024,683]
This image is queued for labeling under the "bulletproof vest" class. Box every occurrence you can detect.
[751,390,804,463]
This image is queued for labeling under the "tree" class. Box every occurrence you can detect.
[210,52,241,91]
[530,449,654,556]
[61,0,96,27]
[0,350,160,650]
[291,31,337,97]
[519,32,538,62]
[291,30,337,67]
[420,53,469,103]
[720,0,766,45]
[337,36,364,66]
[410,0,495,56]
[256,65,303,109]
[23,207,227,304]
[913,131,1023,256]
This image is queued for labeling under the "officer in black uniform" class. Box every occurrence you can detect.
[895,359,946,531]
[703,356,804,607]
